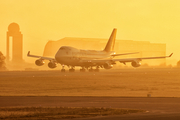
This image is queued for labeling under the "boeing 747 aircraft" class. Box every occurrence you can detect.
[27,29,173,72]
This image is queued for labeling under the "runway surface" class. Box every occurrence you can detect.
[1,68,180,119]
[1,96,180,120]
[1,68,180,97]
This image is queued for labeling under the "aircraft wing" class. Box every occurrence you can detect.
[80,53,173,64]
[113,53,173,63]
[27,51,55,61]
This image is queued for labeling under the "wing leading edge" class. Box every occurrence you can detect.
[114,53,173,63]
[27,51,55,61]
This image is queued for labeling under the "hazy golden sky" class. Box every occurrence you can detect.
[0,0,180,64]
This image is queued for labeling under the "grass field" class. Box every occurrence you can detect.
[0,107,144,119]
[0,68,180,97]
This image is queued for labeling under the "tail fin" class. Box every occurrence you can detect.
[103,28,117,52]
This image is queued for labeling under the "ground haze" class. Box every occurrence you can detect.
[0,68,180,97]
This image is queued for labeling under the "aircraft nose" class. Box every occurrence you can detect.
[55,50,61,60]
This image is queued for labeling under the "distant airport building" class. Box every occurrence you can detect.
[43,38,166,65]
[6,23,23,63]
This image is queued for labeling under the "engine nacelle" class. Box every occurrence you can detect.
[131,61,141,67]
[103,62,113,69]
[35,59,44,66]
[48,62,57,69]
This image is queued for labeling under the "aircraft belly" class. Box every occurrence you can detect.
[55,53,112,67]
[56,56,82,66]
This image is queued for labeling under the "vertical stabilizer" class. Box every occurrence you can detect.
[103,28,117,52]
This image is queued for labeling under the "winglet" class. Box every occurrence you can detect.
[27,51,30,56]
[169,53,173,57]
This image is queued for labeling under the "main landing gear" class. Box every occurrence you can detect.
[79,66,99,72]
[69,68,75,72]
[80,68,86,72]
[61,65,76,72]
[60,66,100,72]
[88,67,99,72]
[94,68,99,72]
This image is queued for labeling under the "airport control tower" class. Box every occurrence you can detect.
[6,23,23,63]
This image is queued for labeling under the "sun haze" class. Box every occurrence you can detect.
[0,0,179,64]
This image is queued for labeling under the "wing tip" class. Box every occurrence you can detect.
[27,51,30,56]
[169,53,173,57]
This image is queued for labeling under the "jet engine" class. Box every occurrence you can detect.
[131,61,141,67]
[35,59,44,66]
[103,62,113,69]
[48,61,57,69]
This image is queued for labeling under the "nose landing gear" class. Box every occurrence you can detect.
[61,69,65,72]
[61,65,65,72]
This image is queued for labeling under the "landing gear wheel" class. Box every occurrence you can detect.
[61,65,65,72]
[69,69,75,72]
[80,69,86,72]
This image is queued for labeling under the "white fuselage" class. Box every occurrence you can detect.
[55,46,115,67]
[27,28,172,71]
